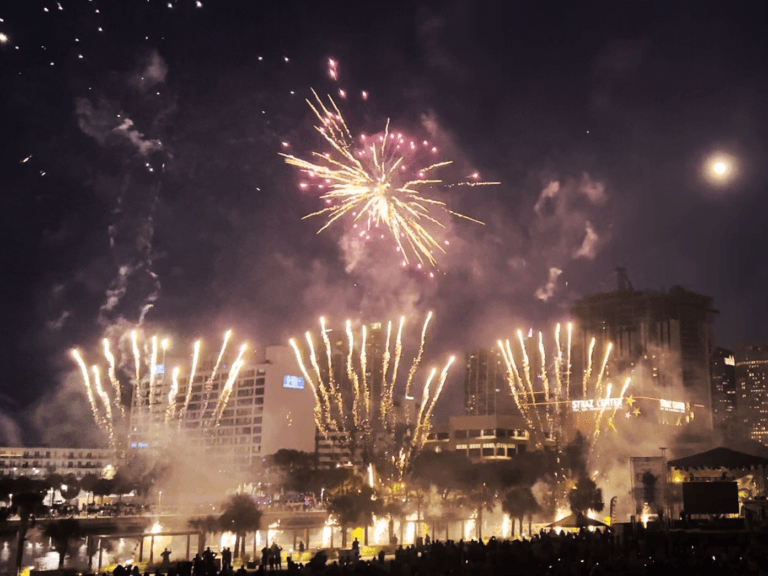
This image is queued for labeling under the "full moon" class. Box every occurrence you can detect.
[705,153,736,185]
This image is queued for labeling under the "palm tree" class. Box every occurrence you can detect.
[13,491,45,573]
[501,486,540,537]
[42,518,82,568]
[568,476,604,517]
[188,515,220,555]
[60,473,81,503]
[218,494,262,560]
[327,486,381,548]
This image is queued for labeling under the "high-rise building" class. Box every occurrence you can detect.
[464,348,516,416]
[711,347,737,433]
[735,342,768,445]
[128,345,316,471]
[571,284,717,429]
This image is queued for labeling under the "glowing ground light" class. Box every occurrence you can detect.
[0,33,8,44]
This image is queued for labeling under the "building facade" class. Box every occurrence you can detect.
[128,344,317,471]
[571,284,717,430]
[423,414,546,461]
[464,349,516,416]
[0,446,114,478]
[735,342,768,445]
[711,347,737,434]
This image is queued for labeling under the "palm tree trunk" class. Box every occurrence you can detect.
[240,533,246,559]
[477,508,483,541]
[59,550,65,569]
[234,533,240,559]
[364,524,368,546]
[14,517,28,573]
[341,527,347,549]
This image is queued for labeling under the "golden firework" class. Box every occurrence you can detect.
[282,91,497,266]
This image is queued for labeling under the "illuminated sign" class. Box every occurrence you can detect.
[283,375,305,389]
[571,398,623,412]
[155,364,165,375]
[724,356,735,366]
[660,399,686,413]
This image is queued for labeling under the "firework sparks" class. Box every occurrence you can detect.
[72,349,100,431]
[166,366,180,424]
[131,330,141,389]
[213,343,248,426]
[203,330,232,410]
[282,91,497,266]
[566,323,572,400]
[102,338,125,418]
[583,337,596,398]
[179,340,201,427]
[91,365,116,450]
[149,335,159,405]
[594,342,613,398]
[290,313,452,478]
[405,311,432,399]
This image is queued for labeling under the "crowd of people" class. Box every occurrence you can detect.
[110,524,768,576]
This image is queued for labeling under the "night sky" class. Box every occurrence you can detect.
[1,1,766,444]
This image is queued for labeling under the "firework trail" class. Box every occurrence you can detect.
[566,323,572,401]
[102,338,125,418]
[606,377,632,434]
[538,332,551,402]
[282,91,497,266]
[213,343,248,427]
[593,383,613,439]
[149,335,158,405]
[72,350,100,429]
[360,324,370,418]
[290,313,452,477]
[321,316,344,427]
[131,330,141,390]
[379,320,393,421]
[91,365,116,451]
[345,320,362,426]
[288,337,326,434]
[179,340,201,427]
[403,355,456,474]
[424,356,455,428]
[517,330,536,402]
[166,366,180,425]
[306,331,333,429]
[498,339,531,426]
[583,337,596,398]
[412,368,436,448]
[554,324,563,399]
[405,311,432,398]
[383,316,405,423]
[594,342,613,398]
[203,330,232,412]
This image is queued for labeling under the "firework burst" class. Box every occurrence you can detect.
[289,313,454,480]
[497,324,629,447]
[282,91,498,266]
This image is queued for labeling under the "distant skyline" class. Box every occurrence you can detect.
[1,1,766,444]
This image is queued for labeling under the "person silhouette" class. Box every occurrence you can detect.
[160,548,172,565]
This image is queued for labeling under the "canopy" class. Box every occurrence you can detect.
[548,513,608,528]
[668,447,768,471]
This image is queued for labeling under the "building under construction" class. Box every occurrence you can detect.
[571,278,717,430]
